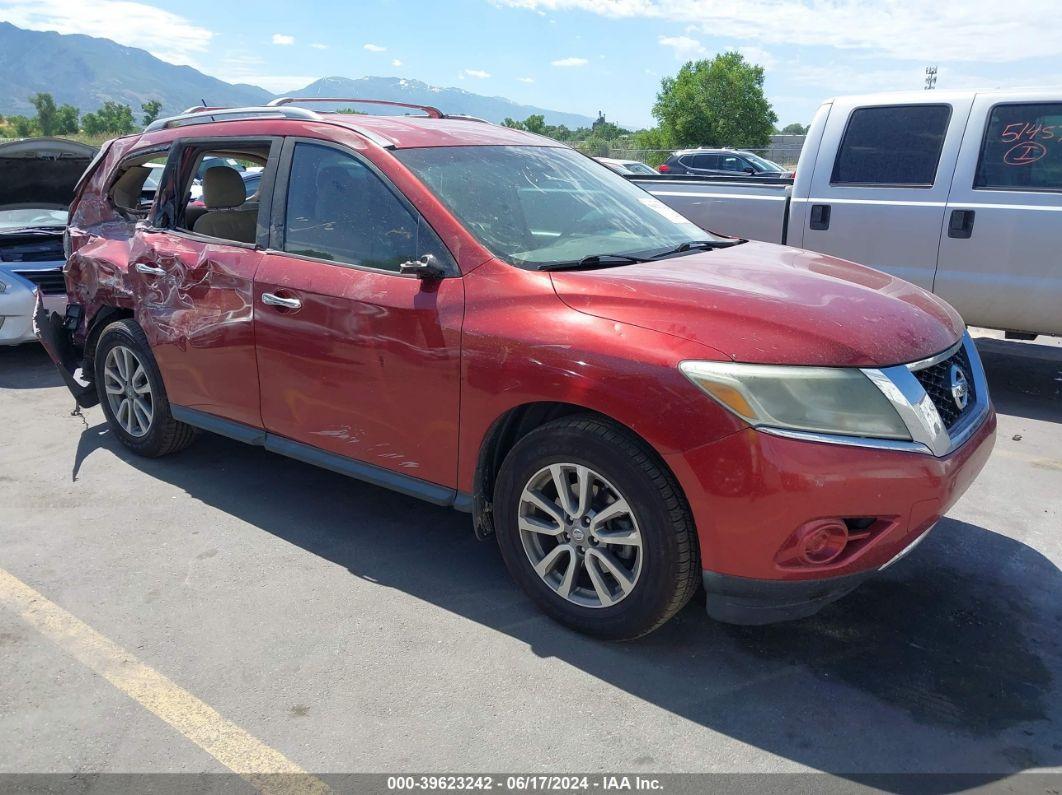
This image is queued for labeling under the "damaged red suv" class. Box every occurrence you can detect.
[38,99,995,639]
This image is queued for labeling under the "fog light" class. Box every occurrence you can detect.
[798,521,849,564]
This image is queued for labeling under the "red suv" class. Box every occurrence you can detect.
[37,99,996,639]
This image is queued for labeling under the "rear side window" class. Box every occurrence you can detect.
[831,104,951,186]
[686,154,718,169]
[975,102,1062,192]
[282,143,418,272]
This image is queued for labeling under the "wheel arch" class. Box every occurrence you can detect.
[83,306,135,374]
[469,400,684,540]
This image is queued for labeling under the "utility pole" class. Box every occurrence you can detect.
[924,65,938,90]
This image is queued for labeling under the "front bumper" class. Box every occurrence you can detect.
[666,402,996,624]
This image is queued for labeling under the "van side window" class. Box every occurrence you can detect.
[831,105,951,186]
[282,143,419,272]
[975,103,1062,192]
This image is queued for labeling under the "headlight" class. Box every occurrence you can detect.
[679,360,911,440]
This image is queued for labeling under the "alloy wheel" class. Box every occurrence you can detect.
[103,345,154,438]
[518,463,643,608]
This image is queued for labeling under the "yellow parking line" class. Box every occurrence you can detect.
[0,567,329,795]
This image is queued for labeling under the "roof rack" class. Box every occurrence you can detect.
[144,106,319,132]
[268,97,444,119]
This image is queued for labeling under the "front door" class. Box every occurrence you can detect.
[934,96,1062,335]
[254,139,464,491]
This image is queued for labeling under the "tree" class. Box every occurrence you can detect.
[29,92,58,135]
[141,100,163,127]
[779,122,809,135]
[55,104,80,135]
[652,52,777,149]
[82,102,135,136]
[8,115,37,137]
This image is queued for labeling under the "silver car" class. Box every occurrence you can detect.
[0,138,96,345]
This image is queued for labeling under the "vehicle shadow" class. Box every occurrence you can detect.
[0,343,63,389]
[70,422,1061,788]
[974,336,1062,424]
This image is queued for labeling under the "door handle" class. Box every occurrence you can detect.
[135,263,166,277]
[261,292,302,310]
[947,209,975,239]
[809,204,831,230]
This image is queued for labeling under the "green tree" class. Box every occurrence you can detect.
[8,115,37,137]
[141,100,163,127]
[29,92,58,135]
[779,122,808,135]
[82,102,135,136]
[55,104,80,135]
[652,52,777,148]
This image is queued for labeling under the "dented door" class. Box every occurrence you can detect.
[131,230,264,427]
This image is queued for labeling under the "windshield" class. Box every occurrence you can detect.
[395,145,714,268]
[743,153,785,172]
[0,208,68,231]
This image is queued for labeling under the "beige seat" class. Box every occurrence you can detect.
[192,167,258,244]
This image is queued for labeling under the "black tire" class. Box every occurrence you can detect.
[494,415,699,640]
[93,319,197,457]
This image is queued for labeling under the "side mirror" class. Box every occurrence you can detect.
[743,166,756,174]
[400,253,447,280]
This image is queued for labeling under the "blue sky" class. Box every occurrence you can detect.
[2,0,1061,128]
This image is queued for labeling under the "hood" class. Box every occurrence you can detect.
[549,241,965,367]
[0,138,97,212]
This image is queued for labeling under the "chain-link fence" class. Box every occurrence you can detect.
[573,134,806,169]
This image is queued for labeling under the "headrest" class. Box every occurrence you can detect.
[202,166,246,209]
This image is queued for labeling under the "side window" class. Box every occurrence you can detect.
[282,143,419,272]
[720,156,743,172]
[975,103,1062,192]
[108,148,170,218]
[831,104,951,186]
[172,143,272,245]
[687,154,718,170]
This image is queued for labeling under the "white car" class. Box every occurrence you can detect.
[594,157,658,176]
[0,138,96,345]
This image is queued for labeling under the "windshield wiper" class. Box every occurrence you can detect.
[648,239,746,259]
[537,253,650,272]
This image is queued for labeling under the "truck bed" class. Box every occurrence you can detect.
[629,174,792,244]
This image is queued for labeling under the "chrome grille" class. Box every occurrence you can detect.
[912,346,976,430]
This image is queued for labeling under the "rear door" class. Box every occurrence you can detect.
[798,95,972,290]
[253,138,464,494]
[130,137,280,428]
[934,95,1062,335]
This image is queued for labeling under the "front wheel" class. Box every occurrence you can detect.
[94,319,197,457]
[494,416,699,640]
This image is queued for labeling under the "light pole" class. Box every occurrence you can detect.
[924,65,938,90]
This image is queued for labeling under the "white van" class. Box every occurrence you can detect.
[634,90,1062,338]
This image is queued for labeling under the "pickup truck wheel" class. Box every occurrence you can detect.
[94,320,197,457]
[494,415,699,640]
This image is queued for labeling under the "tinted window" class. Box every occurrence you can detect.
[686,154,719,169]
[975,102,1062,192]
[720,156,744,172]
[831,104,951,186]
[283,143,417,272]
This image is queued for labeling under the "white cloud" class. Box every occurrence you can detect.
[310,42,328,50]
[0,0,213,65]
[497,0,1062,63]
[271,33,294,45]
[463,68,491,78]
[363,43,386,52]
[551,56,588,67]
[517,76,535,83]
[392,58,403,67]
[658,34,703,58]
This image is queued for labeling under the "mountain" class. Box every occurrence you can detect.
[0,22,271,117]
[0,23,596,129]
[281,76,596,128]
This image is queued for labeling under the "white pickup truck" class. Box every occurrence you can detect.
[633,90,1062,338]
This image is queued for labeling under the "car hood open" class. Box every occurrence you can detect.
[0,138,97,212]
[548,241,965,367]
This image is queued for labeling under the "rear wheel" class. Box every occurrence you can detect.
[94,320,197,457]
[494,415,699,640]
